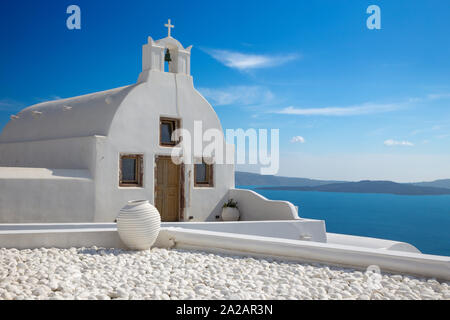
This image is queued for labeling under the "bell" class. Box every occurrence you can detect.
[164,49,172,62]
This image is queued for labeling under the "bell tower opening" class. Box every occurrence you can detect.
[164,48,172,72]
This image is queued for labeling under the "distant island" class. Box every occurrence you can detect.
[235,171,345,187]
[236,172,450,196]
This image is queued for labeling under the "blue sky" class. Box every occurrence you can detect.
[1,0,449,182]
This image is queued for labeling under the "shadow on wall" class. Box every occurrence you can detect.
[50,169,92,179]
[205,193,229,221]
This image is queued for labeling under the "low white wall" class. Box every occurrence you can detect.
[0,223,116,231]
[0,168,95,223]
[228,189,298,221]
[163,220,327,243]
[0,227,125,250]
[326,233,421,254]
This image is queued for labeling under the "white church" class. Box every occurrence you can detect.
[0,21,242,223]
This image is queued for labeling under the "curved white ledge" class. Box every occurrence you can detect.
[228,189,299,221]
[326,233,421,254]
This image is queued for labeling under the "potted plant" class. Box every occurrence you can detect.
[221,199,240,221]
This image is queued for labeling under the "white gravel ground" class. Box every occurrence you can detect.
[0,246,449,300]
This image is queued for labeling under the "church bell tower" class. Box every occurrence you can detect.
[140,19,192,78]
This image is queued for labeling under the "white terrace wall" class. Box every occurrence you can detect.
[228,189,298,221]
[0,136,97,172]
[0,168,95,222]
[0,136,99,222]
[163,220,327,242]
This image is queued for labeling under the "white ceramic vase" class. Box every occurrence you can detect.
[221,207,240,221]
[117,200,161,250]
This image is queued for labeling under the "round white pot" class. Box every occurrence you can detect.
[117,200,161,250]
[222,207,240,221]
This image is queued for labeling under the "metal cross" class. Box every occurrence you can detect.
[165,19,174,37]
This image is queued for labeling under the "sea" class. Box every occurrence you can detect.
[237,186,450,257]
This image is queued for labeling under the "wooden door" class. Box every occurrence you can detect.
[155,156,180,222]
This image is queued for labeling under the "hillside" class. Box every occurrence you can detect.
[412,179,450,190]
[235,171,343,187]
[257,180,450,195]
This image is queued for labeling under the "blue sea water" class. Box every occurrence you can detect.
[237,186,450,257]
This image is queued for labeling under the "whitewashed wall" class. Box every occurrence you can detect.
[0,168,95,222]
[0,136,97,171]
[95,70,234,222]
[228,189,299,221]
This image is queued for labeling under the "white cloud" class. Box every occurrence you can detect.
[206,49,299,70]
[198,86,274,106]
[411,124,444,136]
[436,133,450,139]
[384,139,414,147]
[291,136,305,143]
[406,93,450,103]
[427,93,450,100]
[273,92,447,118]
[275,102,401,116]
[0,99,23,111]
[0,100,14,107]
[0,101,11,109]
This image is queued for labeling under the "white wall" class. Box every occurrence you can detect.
[0,136,97,171]
[0,225,125,250]
[326,233,421,253]
[228,189,299,221]
[0,168,95,222]
[93,70,234,222]
[163,220,327,243]
[0,137,98,223]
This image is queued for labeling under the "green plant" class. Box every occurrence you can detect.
[223,199,238,209]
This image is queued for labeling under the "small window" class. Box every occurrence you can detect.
[194,159,213,187]
[119,154,143,187]
[160,118,180,146]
